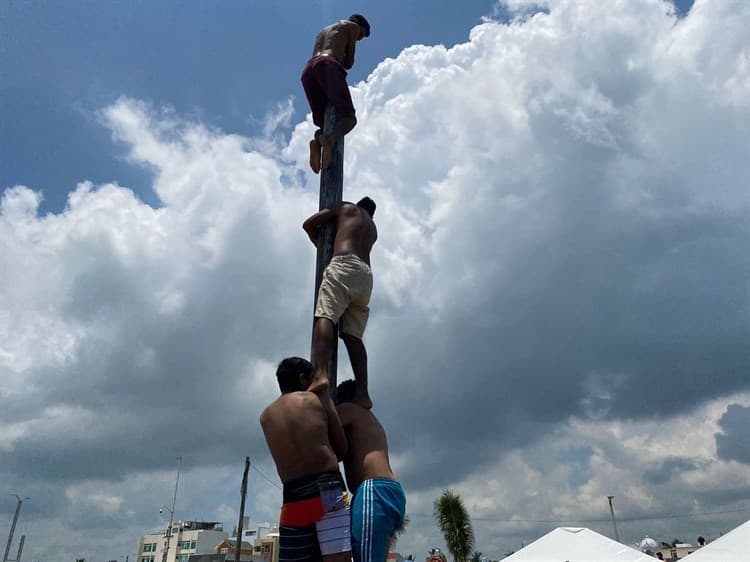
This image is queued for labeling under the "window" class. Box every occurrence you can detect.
[190,541,196,550]
[177,555,189,562]
[143,544,157,553]
[141,557,155,562]
[263,545,270,553]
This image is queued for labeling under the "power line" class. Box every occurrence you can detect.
[250,464,282,490]
[405,507,750,524]
[242,465,750,525]
[617,507,750,523]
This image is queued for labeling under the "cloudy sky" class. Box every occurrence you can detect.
[2,0,750,560]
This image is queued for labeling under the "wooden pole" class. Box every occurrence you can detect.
[235,457,250,562]
[312,104,344,398]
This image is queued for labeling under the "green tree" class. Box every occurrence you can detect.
[389,515,411,551]
[433,490,475,562]
[470,551,483,562]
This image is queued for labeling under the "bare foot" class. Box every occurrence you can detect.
[309,367,331,394]
[319,134,333,169]
[354,392,373,410]
[309,139,322,174]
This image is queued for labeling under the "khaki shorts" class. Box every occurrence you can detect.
[315,254,373,339]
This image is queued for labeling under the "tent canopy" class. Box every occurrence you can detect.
[681,519,750,562]
[502,527,653,562]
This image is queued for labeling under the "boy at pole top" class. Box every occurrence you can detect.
[301,14,371,173]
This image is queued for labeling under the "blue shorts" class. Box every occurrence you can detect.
[351,479,406,562]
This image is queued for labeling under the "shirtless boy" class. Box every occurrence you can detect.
[260,357,351,562]
[336,379,406,562]
[303,197,377,408]
[301,14,371,173]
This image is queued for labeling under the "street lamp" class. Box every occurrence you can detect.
[161,457,182,562]
[607,495,620,542]
[3,495,30,562]
[160,504,176,562]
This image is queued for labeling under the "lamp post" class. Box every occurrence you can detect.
[161,457,182,562]
[607,495,620,542]
[3,495,30,562]
[159,505,174,562]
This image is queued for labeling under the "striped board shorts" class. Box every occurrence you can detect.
[279,471,352,562]
[279,525,322,562]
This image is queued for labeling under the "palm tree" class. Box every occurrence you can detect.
[389,514,410,552]
[433,490,474,562]
[470,551,482,562]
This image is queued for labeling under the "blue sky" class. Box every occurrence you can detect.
[2,0,502,213]
[1,0,693,214]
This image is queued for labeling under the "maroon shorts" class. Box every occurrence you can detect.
[301,56,356,128]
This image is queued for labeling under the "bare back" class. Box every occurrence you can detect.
[312,20,360,69]
[260,392,339,483]
[334,203,377,265]
[337,403,394,492]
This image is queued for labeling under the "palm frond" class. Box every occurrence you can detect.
[389,514,410,551]
[433,490,475,562]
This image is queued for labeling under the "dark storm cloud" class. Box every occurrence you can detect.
[377,203,750,492]
[643,458,701,485]
[694,485,750,505]
[715,404,750,464]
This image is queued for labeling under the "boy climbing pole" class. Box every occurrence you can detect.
[303,197,377,409]
[302,14,371,174]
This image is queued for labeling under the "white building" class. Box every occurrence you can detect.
[219,518,278,562]
[231,519,275,543]
[137,520,228,562]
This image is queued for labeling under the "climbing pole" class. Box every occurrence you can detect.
[311,104,344,397]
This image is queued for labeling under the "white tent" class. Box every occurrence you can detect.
[681,519,750,562]
[502,527,654,561]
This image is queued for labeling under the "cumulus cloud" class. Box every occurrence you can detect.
[394,392,750,553]
[715,404,750,464]
[2,0,750,559]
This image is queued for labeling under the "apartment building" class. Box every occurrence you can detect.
[215,520,279,562]
[136,520,228,562]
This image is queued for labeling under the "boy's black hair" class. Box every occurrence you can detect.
[349,14,371,37]
[276,357,313,393]
[357,196,376,218]
[335,379,356,404]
